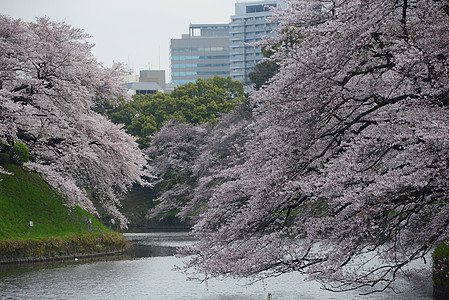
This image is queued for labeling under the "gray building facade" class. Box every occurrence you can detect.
[170,24,231,85]
[230,0,284,84]
[123,70,166,95]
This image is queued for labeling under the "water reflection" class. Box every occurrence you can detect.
[0,232,434,300]
[125,232,194,258]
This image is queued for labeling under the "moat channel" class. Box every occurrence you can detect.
[0,232,434,299]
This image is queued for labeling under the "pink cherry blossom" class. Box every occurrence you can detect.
[0,16,149,228]
[166,0,449,293]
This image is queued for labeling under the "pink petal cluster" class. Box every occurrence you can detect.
[0,16,149,228]
[161,0,449,293]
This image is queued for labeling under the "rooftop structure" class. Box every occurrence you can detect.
[123,70,166,95]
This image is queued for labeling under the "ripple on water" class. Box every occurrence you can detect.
[0,232,434,300]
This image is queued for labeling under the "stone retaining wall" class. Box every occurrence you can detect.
[0,250,127,272]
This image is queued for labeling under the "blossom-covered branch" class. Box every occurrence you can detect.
[0,16,150,228]
[173,0,449,293]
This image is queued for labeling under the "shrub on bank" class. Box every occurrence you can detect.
[0,143,30,167]
[0,232,130,259]
[433,241,449,299]
[11,143,29,166]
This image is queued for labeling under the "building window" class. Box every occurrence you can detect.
[172,63,231,69]
[172,47,229,53]
[171,55,229,61]
[173,80,195,85]
[172,71,230,76]
[246,4,276,14]
[136,90,157,95]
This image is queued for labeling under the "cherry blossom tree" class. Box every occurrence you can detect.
[148,103,252,221]
[175,0,449,293]
[0,16,149,228]
[146,120,208,217]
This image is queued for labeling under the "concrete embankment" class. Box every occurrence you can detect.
[0,250,126,272]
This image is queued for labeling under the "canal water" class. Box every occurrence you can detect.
[0,232,434,299]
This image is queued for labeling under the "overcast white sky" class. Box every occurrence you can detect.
[1,0,241,81]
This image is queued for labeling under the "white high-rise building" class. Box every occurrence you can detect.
[229,0,285,85]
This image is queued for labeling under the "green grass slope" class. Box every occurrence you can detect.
[0,164,107,240]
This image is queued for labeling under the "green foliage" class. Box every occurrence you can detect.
[118,185,158,227]
[249,46,281,90]
[0,142,10,153]
[433,241,449,299]
[249,32,305,90]
[0,164,108,240]
[12,143,29,165]
[0,153,10,166]
[107,76,245,148]
[249,60,280,90]
[435,242,449,259]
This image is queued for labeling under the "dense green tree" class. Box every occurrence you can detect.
[107,76,245,148]
[248,47,280,90]
[248,60,280,90]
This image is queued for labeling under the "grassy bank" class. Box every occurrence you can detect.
[433,241,449,299]
[0,232,129,263]
[0,164,129,263]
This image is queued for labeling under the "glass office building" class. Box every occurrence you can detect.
[170,1,285,86]
[170,24,230,85]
